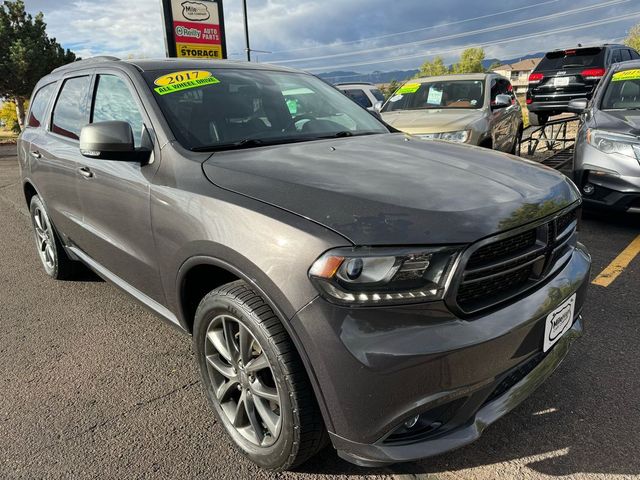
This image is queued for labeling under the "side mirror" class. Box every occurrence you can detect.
[568,98,588,114]
[373,101,383,112]
[493,94,512,109]
[80,121,149,162]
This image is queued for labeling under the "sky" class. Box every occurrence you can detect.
[22,0,640,74]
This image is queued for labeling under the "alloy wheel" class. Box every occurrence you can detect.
[204,314,283,447]
[32,205,56,272]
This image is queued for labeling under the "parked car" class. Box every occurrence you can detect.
[381,73,523,153]
[569,60,640,212]
[19,57,590,471]
[527,44,640,126]
[334,82,386,110]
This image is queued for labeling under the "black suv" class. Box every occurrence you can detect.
[527,44,640,125]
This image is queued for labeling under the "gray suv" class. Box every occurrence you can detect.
[18,57,591,470]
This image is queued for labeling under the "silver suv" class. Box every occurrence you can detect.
[335,82,386,111]
[382,73,523,153]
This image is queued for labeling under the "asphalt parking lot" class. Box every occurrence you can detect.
[1,144,639,480]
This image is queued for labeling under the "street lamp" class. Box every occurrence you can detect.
[241,0,271,62]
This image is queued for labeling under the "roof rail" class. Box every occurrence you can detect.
[334,82,374,86]
[52,56,121,73]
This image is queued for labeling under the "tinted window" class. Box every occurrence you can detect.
[490,79,513,105]
[631,50,640,60]
[93,75,145,147]
[611,49,622,64]
[383,79,485,112]
[538,48,605,70]
[344,89,372,108]
[143,69,387,150]
[27,83,56,128]
[51,76,91,140]
[622,50,632,62]
[371,89,386,102]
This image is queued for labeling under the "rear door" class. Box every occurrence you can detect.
[73,70,164,302]
[30,75,92,243]
[530,47,606,101]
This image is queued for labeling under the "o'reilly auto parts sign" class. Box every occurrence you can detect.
[161,0,227,60]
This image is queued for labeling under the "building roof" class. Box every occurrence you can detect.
[494,58,542,72]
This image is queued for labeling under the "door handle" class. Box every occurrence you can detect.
[30,151,41,159]
[78,167,94,179]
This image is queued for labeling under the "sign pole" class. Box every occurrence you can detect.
[242,0,251,62]
[161,0,227,60]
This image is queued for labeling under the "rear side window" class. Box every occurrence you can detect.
[344,89,372,108]
[611,49,622,64]
[27,83,56,128]
[621,50,632,62]
[51,76,91,140]
[92,75,145,147]
[538,48,605,70]
[631,50,640,60]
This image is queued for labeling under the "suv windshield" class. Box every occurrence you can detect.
[382,79,484,112]
[601,69,640,110]
[143,69,388,151]
[538,47,604,70]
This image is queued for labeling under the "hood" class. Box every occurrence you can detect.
[381,109,484,135]
[593,109,640,136]
[202,134,579,245]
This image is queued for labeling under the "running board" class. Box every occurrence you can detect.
[68,246,181,328]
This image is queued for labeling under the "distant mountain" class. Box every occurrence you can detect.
[318,53,546,85]
[483,52,545,69]
[319,69,419,84]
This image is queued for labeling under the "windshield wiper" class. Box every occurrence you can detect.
[191,138,271,152]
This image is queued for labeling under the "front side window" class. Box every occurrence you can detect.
[601,69,640,110]
[344,89,372,108]
[143,69,388,151]
[383,79,485,112]
[27,83,56,128]
[92,75,145,147]
[371,89,385,102]
[51,76,91,140]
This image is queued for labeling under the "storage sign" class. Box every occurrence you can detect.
[161,0,227,60]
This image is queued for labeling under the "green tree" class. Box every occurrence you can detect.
[0,98,28,133]
[452,48,486,74]
[624,23,640,52]
[0,0,76,130]
[416,55,449,78]
[381,79,400,99]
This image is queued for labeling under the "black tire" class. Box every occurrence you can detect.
[193,280,327,470]
[29,196,76,280]
[529,111,548,126]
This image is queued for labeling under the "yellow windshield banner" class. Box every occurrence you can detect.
[153,70,219,95]
[396,83,421,94]
[612,69,640,82]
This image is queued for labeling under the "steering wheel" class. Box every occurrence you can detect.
[282,114,315,132]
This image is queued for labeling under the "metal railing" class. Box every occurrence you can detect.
[517,116,580,157]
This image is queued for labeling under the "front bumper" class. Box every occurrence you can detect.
[574,143,640,212]
[291,244,591,466]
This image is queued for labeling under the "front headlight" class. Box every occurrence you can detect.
[309,246,462,306]
[587,129,640,160]
[417,130,470,143]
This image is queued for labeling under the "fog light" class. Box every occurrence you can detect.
[583,183,595,195]
[404,415,419,429]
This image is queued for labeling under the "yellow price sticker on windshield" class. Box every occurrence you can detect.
[396,83,421,94]
[153,70,219,95]
[612,69,640,82]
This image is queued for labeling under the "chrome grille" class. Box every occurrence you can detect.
[453,207,579,314]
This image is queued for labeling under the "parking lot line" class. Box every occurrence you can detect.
[592,234,640,287]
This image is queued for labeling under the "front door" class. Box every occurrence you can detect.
[73,72,164,303]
